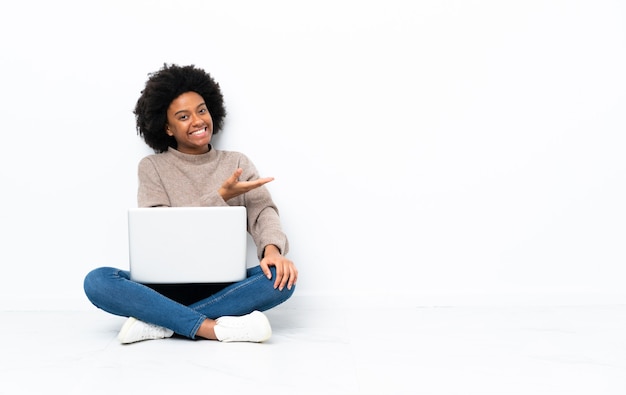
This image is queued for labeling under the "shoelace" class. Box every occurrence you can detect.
[138,322,168,338]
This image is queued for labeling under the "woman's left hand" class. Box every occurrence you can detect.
[260,245,298,291]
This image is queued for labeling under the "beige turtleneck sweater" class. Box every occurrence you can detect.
[137,146,289,260]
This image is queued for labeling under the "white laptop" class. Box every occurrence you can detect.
[128,206,247,284]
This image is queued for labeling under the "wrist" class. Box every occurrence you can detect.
[263,244,280,257]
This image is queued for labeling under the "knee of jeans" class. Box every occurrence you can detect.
[283,283,296,299]
[271,278,296,304]
[253,267,293,299]
[83,267,116,304]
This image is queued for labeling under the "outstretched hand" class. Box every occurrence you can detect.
[218,168,274,201]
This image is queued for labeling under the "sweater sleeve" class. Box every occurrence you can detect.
[238,154,290,259]
[137,157,171,207]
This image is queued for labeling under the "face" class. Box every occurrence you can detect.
[165,91,213,154]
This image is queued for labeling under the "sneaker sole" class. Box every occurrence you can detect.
[254,311,272,342]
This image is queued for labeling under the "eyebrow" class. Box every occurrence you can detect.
[174,102,207,116]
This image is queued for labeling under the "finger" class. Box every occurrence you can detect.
[282,262,295,291]
[259,260,272,280]
[239,180,271,193]
[256,177,274,186]
[230,168,243,183]
[242,177,274,192]
[222,168,242,189]
[278,272,289,291]
[287,267,298,290]
[274,263,284,290]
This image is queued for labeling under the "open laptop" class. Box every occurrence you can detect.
[128,206,248,284]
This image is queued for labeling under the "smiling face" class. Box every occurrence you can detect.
[165,91,214,154]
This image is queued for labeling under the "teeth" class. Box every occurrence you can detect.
[191,128,205,135]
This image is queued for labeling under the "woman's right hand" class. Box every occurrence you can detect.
[218,168,274,201]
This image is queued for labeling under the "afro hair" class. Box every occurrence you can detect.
[134,64,227,153]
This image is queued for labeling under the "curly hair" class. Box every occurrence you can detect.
[134,64,227,153]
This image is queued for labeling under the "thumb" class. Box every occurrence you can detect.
[260,260,272,280]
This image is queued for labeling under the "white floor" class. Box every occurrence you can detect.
[2,302,625,395]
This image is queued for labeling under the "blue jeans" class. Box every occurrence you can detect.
[83,265,295,339]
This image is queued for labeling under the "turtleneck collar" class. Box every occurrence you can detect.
[166,145,215,163]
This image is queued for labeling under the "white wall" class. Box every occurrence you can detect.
[1,0,624,310]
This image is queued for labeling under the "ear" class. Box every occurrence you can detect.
[165,125,173,136]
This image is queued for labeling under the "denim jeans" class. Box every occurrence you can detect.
[83,265,295,339]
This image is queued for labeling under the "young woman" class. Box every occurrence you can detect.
[84,64,297,344]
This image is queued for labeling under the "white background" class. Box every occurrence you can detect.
[0,0,624,310]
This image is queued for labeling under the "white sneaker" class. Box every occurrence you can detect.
[117,317,174,344]
[214,311,272,343]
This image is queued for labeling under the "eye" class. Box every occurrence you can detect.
[178,114,189,121]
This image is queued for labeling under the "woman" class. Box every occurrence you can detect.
[84,64,297,344]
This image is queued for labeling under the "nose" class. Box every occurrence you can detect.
[190,113,203,126]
